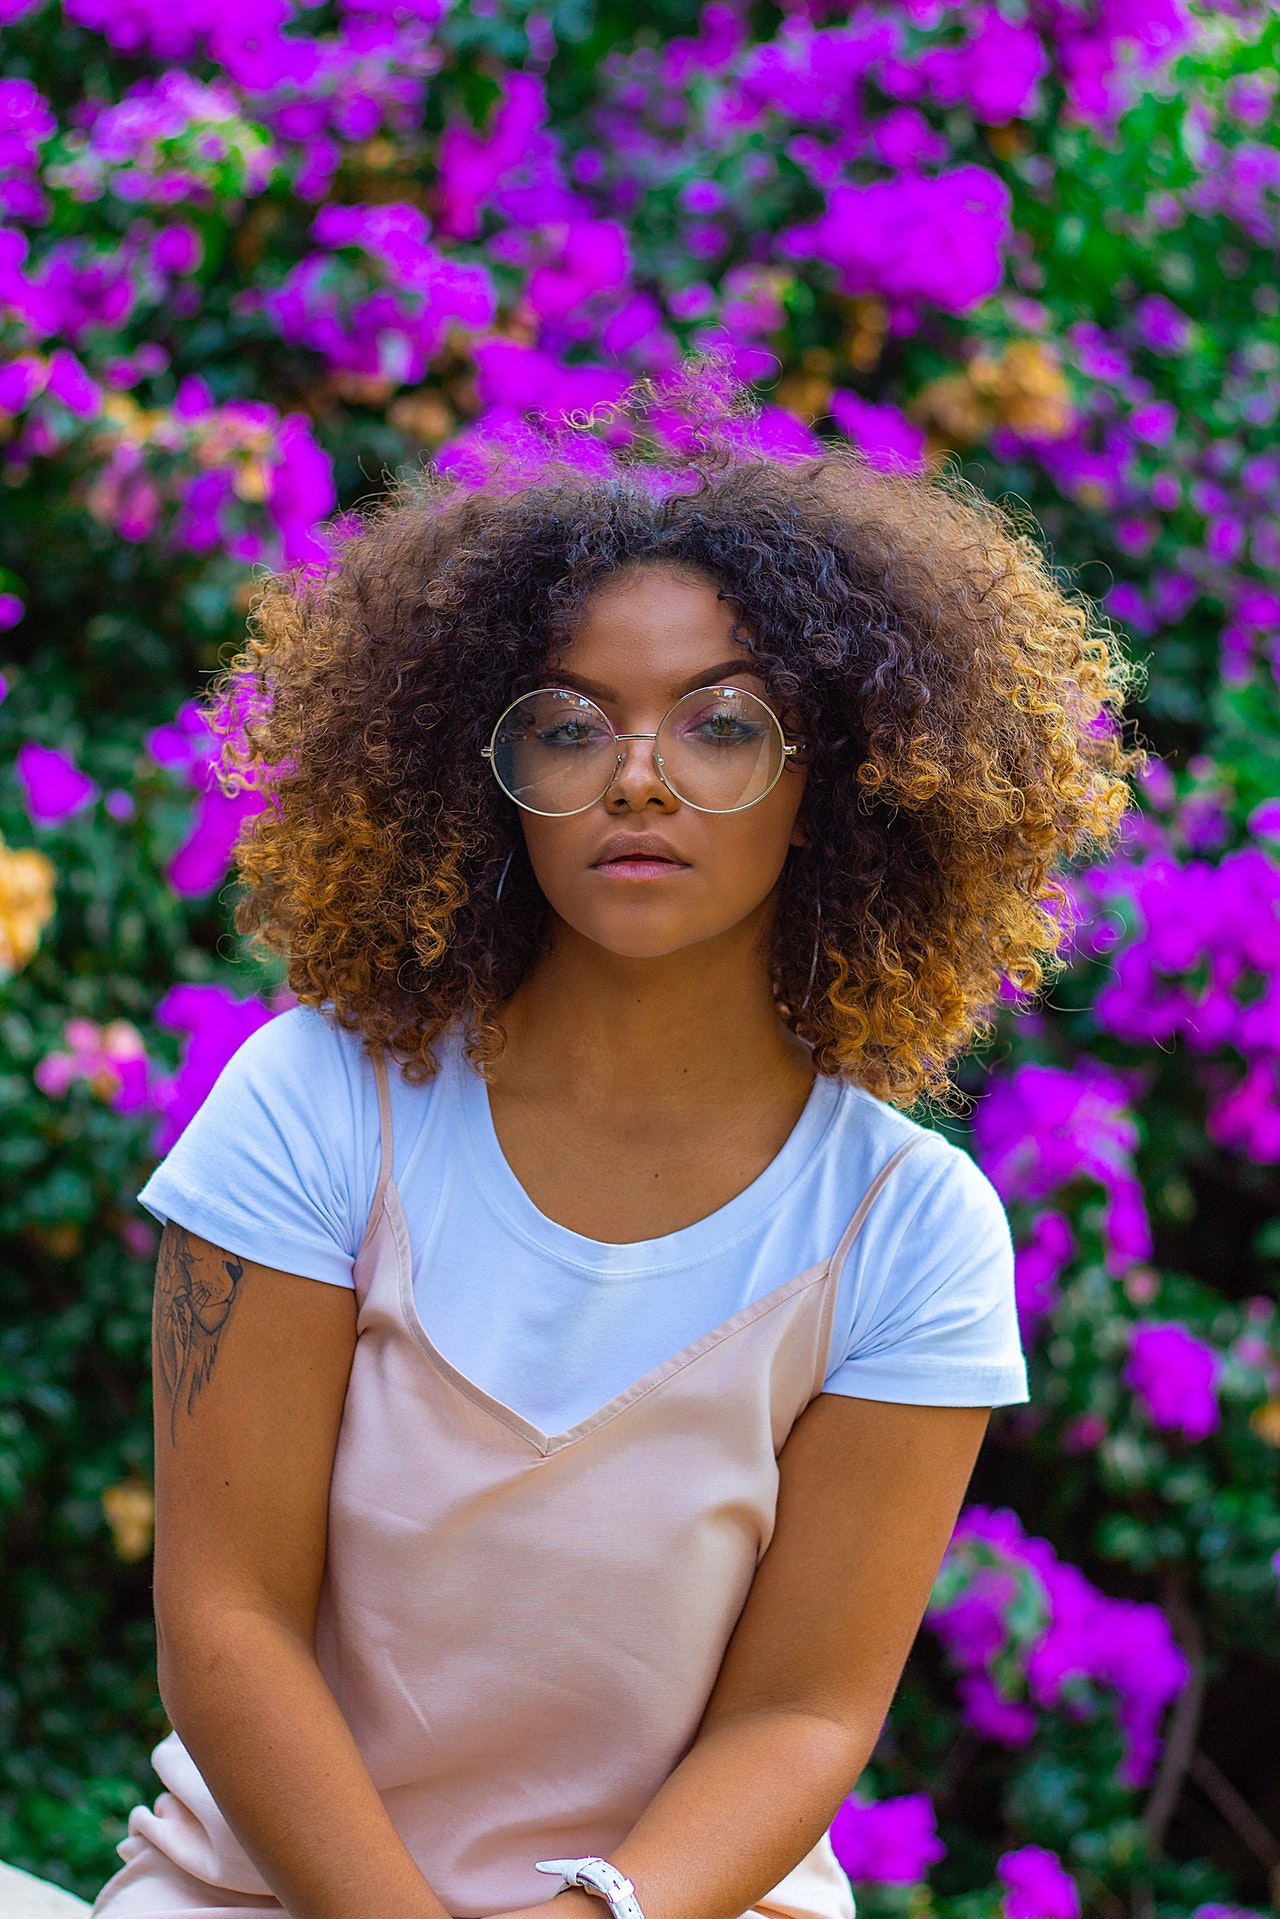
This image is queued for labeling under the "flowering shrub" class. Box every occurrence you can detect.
[927,1507,1188,1786]
[830,1793,946,1884]
[999,1847,1082,1919]
[2,0,1280,1909]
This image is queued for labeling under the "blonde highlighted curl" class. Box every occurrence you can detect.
[220,444,1138,1107]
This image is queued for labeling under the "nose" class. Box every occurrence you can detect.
[604,734,679,813]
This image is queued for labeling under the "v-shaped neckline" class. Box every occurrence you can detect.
[378,1182,833,1459]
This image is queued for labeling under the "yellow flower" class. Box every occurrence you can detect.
[102,1479,155,1562]
[912,339,1074,452]
[0,835,55,978]
[1250,1399,1280,1447]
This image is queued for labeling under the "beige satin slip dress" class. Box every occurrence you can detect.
[94,1052,920,1919]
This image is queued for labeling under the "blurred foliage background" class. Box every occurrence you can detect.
[1,0,1279,1911]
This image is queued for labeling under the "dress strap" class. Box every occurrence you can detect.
[811,1136,924,1398]
[357,1046,395,1256]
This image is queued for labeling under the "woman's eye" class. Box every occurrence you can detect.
[540,721,605,748]
[692,715,761,745]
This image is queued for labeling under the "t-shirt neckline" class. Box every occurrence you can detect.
[450,1035,844,1278]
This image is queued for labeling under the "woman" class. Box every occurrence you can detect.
[94,435,1131,1919]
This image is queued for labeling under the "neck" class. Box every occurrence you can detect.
[494,905,810,1110]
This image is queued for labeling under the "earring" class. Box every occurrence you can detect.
[800,901,823,1012]
[494,849,515,903]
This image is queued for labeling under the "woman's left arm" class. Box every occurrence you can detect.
[503,1394,988,1919]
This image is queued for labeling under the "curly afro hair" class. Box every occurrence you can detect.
[220,440,1137,1107]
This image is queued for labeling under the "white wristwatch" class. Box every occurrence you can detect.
[535,1856,647,1919]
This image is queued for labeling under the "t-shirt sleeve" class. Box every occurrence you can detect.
[824,1136,1027,1408]
[136,1007,376,1289]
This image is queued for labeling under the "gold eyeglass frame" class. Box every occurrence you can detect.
[481,684,806,817]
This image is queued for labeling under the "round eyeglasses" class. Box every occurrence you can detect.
[482,685,803,817]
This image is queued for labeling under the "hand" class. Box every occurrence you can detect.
[486,1895,599,1919]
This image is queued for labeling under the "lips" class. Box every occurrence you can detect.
[591,835,689,877]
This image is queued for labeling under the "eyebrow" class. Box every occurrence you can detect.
[543,660,767,703]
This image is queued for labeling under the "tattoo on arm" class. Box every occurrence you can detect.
[154,1223,245,1446]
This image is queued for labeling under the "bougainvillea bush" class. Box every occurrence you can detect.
[2,0,1280,1907]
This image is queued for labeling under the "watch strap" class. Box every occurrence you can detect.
[535,1856,646,1919]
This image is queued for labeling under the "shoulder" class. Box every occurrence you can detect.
[819,1082,1025,1404]
[224,1002,362,1076]
[206,1004,372,1114]
[829,1082,1009,1248]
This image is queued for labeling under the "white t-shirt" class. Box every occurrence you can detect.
[138,1008,1027,1430]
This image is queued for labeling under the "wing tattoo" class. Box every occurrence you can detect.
[154,1223,245,1446]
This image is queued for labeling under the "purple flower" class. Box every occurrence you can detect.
[437,73,548,241]
[15,741,98,825]
[152,223,203,274]
[782,165,1011,318]
[1248,800,1280,841]
[0,591,24,630]
[168,784,265,895]
[1014,1210,1074,1343]
[526,218,631,321]
[149,700,266,895]
[265,413,336,567]
[1045,0,1192,125]
[973,1062,1152,1275]
[929,1508,1188,1785]
[1134,294,1192,355]
[1128,400,1176,446]
[149,983,277,1151]
[830,1794,945,1884]
[918,10,1047,125]
[1206,514,1246,565]
[44,349,100,419]
[1125,1322,1221,1442]
[830,390,925,473]
[957,1670,1038,1745]
[0,354,47,412]
[998,1847,1080,1919]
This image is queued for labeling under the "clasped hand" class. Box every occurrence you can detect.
[486,1894,601,1919]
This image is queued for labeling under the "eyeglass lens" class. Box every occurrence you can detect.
[489,686,786,815]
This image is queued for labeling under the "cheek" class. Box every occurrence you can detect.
[517,816,592,904]
[713,804,802,900]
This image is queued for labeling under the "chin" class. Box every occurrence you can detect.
[564,903,742,961]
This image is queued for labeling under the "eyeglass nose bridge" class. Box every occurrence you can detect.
[607,729,673,798]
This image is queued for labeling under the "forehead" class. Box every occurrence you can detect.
[553,567,758,689]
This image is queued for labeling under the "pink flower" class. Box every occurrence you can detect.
[16,741,98,825]
[998,1847,1080,1919]
[35,1017,149,1111]
[830,1794,945,1884]
[1124,1322,1221,1442]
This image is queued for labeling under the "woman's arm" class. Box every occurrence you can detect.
[500,1394,987,1919]
[151,1222,451,1919]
